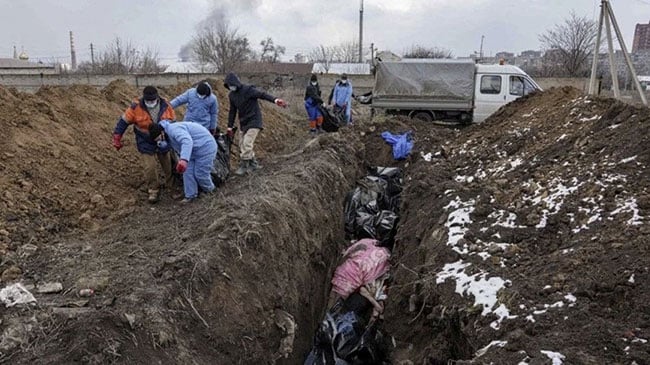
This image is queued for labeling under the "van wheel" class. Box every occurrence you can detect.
[412,111,433,122]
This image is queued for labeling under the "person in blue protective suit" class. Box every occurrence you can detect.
[304,74,324,136]
[170,81,219,135]
[112,86,176,204]
[331,73,353,125]
[223,72,287,176]
[148,120,217,203]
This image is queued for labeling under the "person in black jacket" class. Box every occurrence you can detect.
[224,73,287,176]
[304,74,324,136]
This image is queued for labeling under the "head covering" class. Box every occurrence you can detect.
[148,123,163,140]
[341,73,348,80]
[142,86,159,101]
[310,74,318,82]
[196,82,211,97]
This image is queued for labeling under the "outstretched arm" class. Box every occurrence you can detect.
[170,90,190,109]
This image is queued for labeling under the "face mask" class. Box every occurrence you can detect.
[340,80,347,85]
[157,139,168,149]
[229,86,237,91]
[197,94,207,99]
[145,100,158,109]
[311,81,318,86]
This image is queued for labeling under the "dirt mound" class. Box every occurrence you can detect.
[0,84,142,258]
[387,87,650,364]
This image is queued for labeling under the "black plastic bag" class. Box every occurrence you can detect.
[319,105,342,133]
[304,294,389,365]
[211,133,232,187]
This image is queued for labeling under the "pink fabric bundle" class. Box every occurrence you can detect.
[331,238,391,298]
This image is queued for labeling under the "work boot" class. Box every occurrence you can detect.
[234,160,250,176]
[147,189,160,204]
[309,129,317,138]
[249,158,262,172]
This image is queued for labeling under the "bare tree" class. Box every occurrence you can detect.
[75,37,164,74]
[403,45,454,59]
[309,45,336,73]
[333,40,361,62]
[259,37,286,63]
[539,12,597,76]
[139,48,165,74]
[192,14,252,72]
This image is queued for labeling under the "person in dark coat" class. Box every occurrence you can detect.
[223,73,287,176]
[304,74,324,136]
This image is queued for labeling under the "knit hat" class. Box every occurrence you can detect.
[148,123,163,140]
[310,74,318,82]
[142,86,159,101]
[341,73,348,80]
[196,82,211,97]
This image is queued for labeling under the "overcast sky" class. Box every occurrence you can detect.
[2,0,650,64]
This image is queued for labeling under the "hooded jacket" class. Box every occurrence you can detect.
[224,73,277,133]
[170,84,219,131]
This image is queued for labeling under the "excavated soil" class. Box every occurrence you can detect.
[0,81,648,365]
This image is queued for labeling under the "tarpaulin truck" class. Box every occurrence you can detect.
[370,59,541,123]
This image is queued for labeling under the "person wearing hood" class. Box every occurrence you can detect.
[148,120,217,203]
[170,81,219,135]
[331,73,353,125]
[223,72,288,176]
[112,85,176,203]
[304,74,324,136]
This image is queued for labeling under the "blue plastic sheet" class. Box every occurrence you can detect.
[380,131,413,160]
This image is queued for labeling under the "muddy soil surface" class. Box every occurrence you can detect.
[0,83,648,365]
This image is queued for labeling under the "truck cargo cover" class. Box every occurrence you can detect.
[373,60,476,102]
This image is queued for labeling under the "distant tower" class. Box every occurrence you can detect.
[13,45,17,59]
[632,20,650,53]
[358,0,364,63]
[69,31,77,70]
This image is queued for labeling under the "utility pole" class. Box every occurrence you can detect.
[90,43,95,65]
[358,0,364,63]
[370,42,375,61]
[69,31,77,70]
[589,0,647,105]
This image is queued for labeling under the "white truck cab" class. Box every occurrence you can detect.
[473,64,541,123]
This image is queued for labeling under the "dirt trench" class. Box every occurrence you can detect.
[4,131,376,364]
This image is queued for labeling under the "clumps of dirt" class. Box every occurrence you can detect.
[386,87,650,364]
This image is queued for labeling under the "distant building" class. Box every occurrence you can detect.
[633,20,650,52]
[312,63,371,75]
[0,58,58,75]
[495,51,515,64]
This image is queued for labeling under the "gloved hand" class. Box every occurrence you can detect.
[274,98,288,108]
[226,128,234,139]
[176,159,188,173]
[112,133,123,150]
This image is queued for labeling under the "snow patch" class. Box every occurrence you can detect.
[541,350,566,365]
[474,340,507,358]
